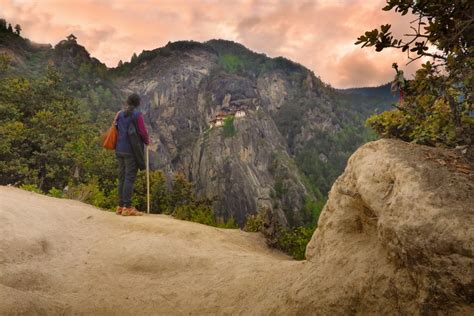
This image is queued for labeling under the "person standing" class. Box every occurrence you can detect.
[115,93,149,216]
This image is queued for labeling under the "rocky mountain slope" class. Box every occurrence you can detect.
[1,31,393,226]
[1,139,472,314]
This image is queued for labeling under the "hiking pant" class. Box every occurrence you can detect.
[116,152,138,207]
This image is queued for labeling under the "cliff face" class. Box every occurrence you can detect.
[113,40,388,225]
[267,139,474,315]
[115,43,322,225]
[190,112,309,226]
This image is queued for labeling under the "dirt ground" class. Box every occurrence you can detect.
[0,186,301,315]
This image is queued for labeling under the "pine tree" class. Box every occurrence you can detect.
[14,24,21,35]
[131,53,138,64]
[7,23,13,33]
[0,19,6,30]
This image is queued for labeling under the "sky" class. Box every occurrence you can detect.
[0,0,425,88]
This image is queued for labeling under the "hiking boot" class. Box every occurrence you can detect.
[115,206,123,215]
[122,207,143,216]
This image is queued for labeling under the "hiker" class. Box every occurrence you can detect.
[115,93,149,216]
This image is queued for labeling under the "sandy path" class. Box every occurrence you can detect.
[0,186,302,315]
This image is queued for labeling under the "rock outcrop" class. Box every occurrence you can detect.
[190,111,309,226]
[268,139,474,315]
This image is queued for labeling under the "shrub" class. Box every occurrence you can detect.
[66,179,108,209]
[134,170,170,213]
[216,217,239,229]
[219,54,243,74]
[189,204,216,226]
[48,187,64,198]
[243,213,264,232]
[173,203,218,226]
[222,116,236,138]
[20,183,42,193]
[275,226,315,260]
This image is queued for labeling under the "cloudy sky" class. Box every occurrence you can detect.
[0,0,425,88]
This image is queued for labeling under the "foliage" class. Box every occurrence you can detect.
[170,172,195,209]
[207,39,308,77]
[0,66,93,190]
[366,61,473,146]
[219,54,243,74]
[301,196,326,227]
[19,183,42,193]
[243,213,264,232]
[133,170,170,213]
[275,226,315,260]
[216,217,239,229]
[0,53,10,72]
[222,116,236,138]
[65,178,114,209]
[48,187,64,198]
[174,203,216,226]
[356,0,473,146]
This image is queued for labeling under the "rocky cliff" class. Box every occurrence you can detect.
[111,40,391,225]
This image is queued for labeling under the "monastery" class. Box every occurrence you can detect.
[209,106,247,128]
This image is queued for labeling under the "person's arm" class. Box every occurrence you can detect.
[136,112,150,145]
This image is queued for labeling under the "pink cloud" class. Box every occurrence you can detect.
[0,0,426,87]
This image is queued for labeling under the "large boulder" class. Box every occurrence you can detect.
[278,139,473,315]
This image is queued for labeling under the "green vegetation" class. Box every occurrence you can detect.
[276,226,315,260]
[243,213,264,232]
[222,116,237,137]
[219,54,243,74]
[207,39,309,77]
[356,0,473,147]
[243,196,325,260]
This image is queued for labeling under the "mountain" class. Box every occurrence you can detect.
[0,30,394,227]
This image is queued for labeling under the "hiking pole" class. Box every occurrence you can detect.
[146,145,150,214]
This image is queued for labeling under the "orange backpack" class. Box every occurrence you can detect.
[102,111,121,150]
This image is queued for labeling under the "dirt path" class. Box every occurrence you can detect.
[0,186,301,315]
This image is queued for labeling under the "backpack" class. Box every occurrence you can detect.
[128,112,146,170]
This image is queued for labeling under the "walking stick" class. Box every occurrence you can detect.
[146,145,150,214]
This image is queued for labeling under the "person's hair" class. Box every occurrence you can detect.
[124,93,141,117]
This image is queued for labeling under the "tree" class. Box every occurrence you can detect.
[7,23,13,33]
[117,60,123,67]
[131,53,138,64]
[0,19,6,30]
[170,172,194,209]
[0,66,88,190]
[356,0,473,146]
[0,53,10,72]
[14,24,21,35]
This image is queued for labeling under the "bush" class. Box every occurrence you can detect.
[222,116,236,138]
[243,213,264,232]
[48,187,64,198]
[275,226,315,260]
[219,54,243,74]
[66,179,108,209]
[173,203,217,226]
[20,183,42,193]
[216,217,239,229]
[133,170,170,213]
